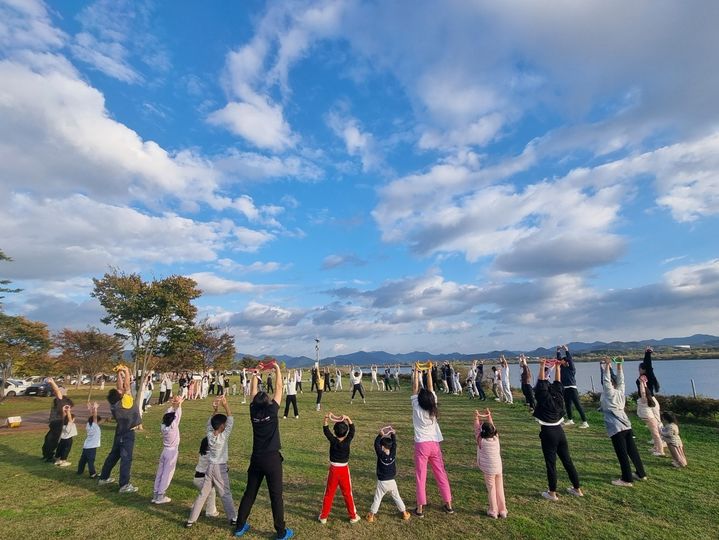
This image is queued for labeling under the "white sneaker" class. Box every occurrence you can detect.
[206,511,220,518]
[541,491,559,501]
[564,419,575,426]
[98,477,115,485]
[566,487,583,497]
[611,479,633,487]
[578,422,589,429]
[119,483,139,493]
[350,515,361,524]
[154,495,171,504]
[318,517,327,524]
[59,460,72,467]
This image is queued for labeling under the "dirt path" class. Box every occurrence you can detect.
[0,402,114,435]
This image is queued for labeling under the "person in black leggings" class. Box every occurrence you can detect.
[234,363,293,539]
[533,359,583,501]
[599,358,647,487]
[519,355,536,410]
[350,367,365,404]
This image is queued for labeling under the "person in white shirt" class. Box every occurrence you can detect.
[370,364,381,391]
[77,402,101,477]
[159,377,167,405]
[411,363,453,517]
[334,367,343,391]
[192,437,219,518]
[186,395,237,527]
[500,356,513,404]
[283,371,299,419]
[55,405,77,467]
[350,367,365,404]
[296,369,304,393]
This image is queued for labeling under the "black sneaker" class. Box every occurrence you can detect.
[185,522,193,528]
[443,504,455,514]
[414,508,424,518]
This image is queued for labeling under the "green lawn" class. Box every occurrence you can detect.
[1,387,717,539]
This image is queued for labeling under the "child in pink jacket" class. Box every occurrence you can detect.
[475,409,507,519]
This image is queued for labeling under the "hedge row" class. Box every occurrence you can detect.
[583,391,719,419]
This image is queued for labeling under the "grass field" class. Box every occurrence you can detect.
[1,386,718,539]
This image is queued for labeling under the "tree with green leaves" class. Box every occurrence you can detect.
[91,269,201,405]
[54,327,124,400]
[0,249,22,310]
[0,313,51,399]
[195,320,236,372]
[158,324,204,372]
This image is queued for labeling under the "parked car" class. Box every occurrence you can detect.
[24,382,55,397]
[69,376,91,385]
[1,379,31,397]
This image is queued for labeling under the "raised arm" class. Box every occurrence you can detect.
[426,362,434,393]
[273,364,283,405]
[412,364,420,394]
[47,377,63,400]
[250,371,259,400]
[537,359,547,381]
[553,360,561,383]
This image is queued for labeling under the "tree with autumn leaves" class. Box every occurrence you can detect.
[54,327,124,398]
[92,269,202,403]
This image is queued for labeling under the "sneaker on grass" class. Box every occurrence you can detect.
[611,479,633,487]
[578,422,589,429]
[98,477,115,485]
[234,523,250,537]
[541,491,559,501]
[119,483,138,493]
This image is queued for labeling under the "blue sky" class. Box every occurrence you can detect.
[1,0,718,357]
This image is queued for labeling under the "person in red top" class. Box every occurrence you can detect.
[318,413,360,524]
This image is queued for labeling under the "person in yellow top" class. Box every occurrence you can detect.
[316,367,327,411]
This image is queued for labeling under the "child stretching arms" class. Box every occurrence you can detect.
[193,437,220,518]
[77,402,101,477]
[475,409,507,518]
[152,395,184,504]
[660,411,688,468]
[367,427,411,522]
[186,395,237,528]
[55,405,77,467]
[319,413,360,524]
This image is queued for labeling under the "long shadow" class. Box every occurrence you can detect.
[0,441,235,531]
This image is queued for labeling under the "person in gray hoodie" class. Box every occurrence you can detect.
[599,358,647,487]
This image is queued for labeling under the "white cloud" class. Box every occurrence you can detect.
[326,110,384,172]
[187,272,282,296]
[216,259,287,274]
[215,149,322,182]
[0,194,231,280]
[0,0,65,51]
[70,31,141,83]
[208,98,294,151]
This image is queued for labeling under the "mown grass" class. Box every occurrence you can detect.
[1,387,718,539]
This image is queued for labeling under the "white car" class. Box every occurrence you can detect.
[2,379,31,397]
[69,375,91,385]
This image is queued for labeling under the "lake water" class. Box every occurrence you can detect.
[384,359,719,398]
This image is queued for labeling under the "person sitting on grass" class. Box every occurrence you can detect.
[77,401,101,478]
[55,404,77,467]
[660,411,688,468]
[318,413,360,525]
[533,359,584,501]
[186,395,237,528]
[475,409,507,518]
[98,365,141,493]
[411,363,454,517]
[152,395,184,504]
[599,358,647,487]
[234,363,293,540]
[367,426,410,523]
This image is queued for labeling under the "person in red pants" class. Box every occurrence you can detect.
[318,413,360,524]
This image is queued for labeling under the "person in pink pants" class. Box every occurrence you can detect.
[411,363,453,517]
[475,409,507,518]
[152,395,183,504]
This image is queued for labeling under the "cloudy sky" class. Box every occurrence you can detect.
[1,0,718,357]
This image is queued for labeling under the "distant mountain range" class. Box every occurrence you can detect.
[236,334,719,368]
